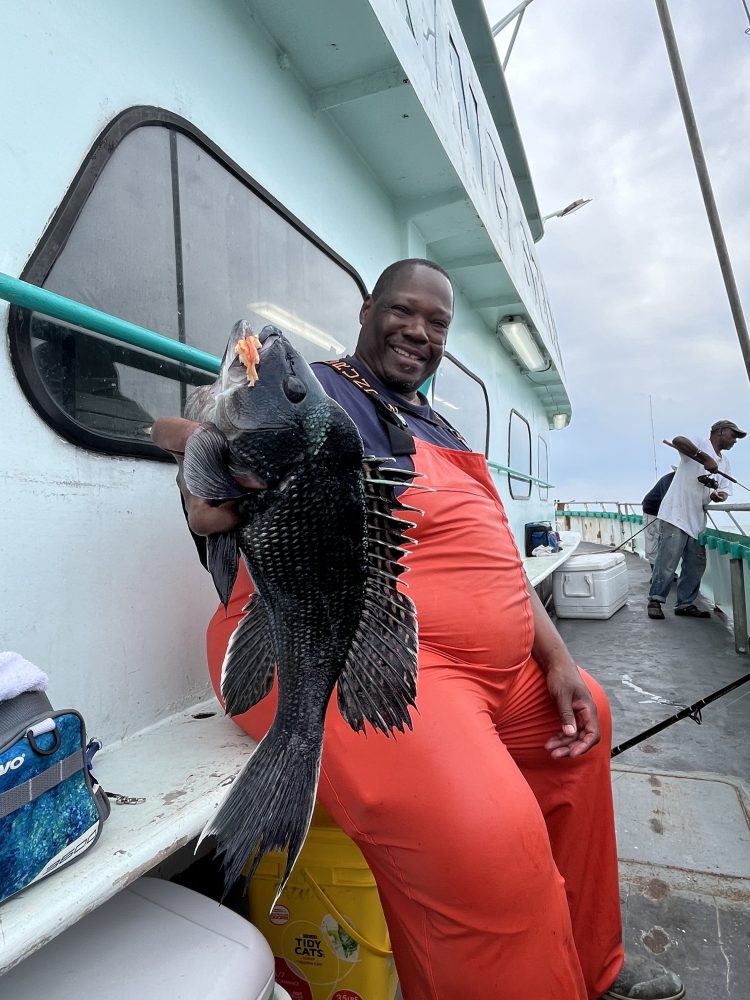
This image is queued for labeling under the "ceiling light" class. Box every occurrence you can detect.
[248,302,345,355]
[552,413,569,430]
[498,317,547,372]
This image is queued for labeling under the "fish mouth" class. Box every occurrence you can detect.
[255,325,308,404]
[258,324,284,352]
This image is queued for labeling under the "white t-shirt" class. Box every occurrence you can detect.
[658,433,733,539]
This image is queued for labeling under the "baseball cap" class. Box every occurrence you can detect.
[711,420,746,438]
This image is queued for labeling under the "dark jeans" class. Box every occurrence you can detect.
[648,520,706,609]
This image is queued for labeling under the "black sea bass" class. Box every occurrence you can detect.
[184,321,419,902]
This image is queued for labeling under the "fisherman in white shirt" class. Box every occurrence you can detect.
[647,420,745,620]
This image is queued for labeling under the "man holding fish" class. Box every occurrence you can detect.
[153,260,684,1000]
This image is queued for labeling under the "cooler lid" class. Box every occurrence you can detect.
[563,552,626,572]
[2,878,276,1000]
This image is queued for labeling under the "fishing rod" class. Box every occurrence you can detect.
[604,518,650,555]
[662,438,750,493]
[606,441,749,556]
[611,669,750,757]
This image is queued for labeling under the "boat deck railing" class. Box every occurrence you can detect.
[556,500,750,655]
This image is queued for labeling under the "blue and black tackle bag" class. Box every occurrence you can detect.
[0,688,110,904]
[524,520,560,556]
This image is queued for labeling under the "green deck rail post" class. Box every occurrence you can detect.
[729,557,749,655]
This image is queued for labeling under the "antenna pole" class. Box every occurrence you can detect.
[649,394,658,480]
[654,0,750,381]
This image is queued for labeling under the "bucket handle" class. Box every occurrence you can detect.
[301,868,392,958]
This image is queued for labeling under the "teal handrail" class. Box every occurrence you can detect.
[486,460,553,489]
[2,274,556,485]
[561,509,643,523]
[0,272,221,375]
[700,527,750,568]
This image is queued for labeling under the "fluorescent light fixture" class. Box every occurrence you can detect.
[498,317,547,372]
[432,393,460,411]
[248,302,345,355]
[552,413,568,430]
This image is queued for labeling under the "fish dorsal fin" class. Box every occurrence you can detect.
[336,458,420,735]
[221,591,277,716]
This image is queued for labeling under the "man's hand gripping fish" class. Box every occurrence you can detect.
[183,321,420,904]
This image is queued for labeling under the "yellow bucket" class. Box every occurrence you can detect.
[248,815,397,1000]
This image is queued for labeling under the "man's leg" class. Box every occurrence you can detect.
[318,657,589,1000]
[674,535,708,610]
[643,514,660,568]
[498,657,623,1000]
[649,522,687,604]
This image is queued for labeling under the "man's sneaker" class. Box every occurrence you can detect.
[600,955,685,999]
[647,600,665,620]
[674,604,711,618]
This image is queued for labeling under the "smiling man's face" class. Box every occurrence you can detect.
[355,264,454,402]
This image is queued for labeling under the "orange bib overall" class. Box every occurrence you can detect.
[206,439,623,1000]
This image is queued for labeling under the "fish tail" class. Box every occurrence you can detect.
[199,726,321,907]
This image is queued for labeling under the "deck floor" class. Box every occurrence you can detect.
[557,544,750,1000]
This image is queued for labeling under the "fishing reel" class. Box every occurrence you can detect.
[697,474,720,490]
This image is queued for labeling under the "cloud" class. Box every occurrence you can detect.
[483,0,750,502]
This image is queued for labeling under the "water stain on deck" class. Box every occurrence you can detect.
[642,925,671,954]
[644,878,670,900]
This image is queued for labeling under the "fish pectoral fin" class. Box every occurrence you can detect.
[207,531,240,608]
[221,592,277,715]
[183,424,246,500]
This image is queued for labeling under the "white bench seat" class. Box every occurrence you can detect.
[523,530,581,588]
[0,701,255,976]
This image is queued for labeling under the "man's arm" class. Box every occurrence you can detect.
[151,417,242,536]
[526,578,601,758]
[670,436,719,474]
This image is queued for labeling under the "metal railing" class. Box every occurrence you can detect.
[556,499,750,655]
[0,271,220,375]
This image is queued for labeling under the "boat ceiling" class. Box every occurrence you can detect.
[246,0,542,229]
[244,0,569,422]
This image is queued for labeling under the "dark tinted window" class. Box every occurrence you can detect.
[11,110,363,458]
[430,353,489,455]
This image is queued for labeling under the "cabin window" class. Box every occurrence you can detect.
[467,85,482,182]
[508,409,532,499]
[395,0,414,34]
[430,353,489,456]
[448,36,469,140]
[487,136,508,245]
[538,435,549,500]
[9,108,364,459]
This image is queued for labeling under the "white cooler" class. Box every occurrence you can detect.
[552,552,629,619]
[2,877,291,1000]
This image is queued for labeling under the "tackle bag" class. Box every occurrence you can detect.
[0,688,110,904]
[524,521,560,556]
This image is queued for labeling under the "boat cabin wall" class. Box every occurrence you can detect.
[1,0,556,745]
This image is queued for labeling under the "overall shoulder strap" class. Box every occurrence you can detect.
[322,359,416,456]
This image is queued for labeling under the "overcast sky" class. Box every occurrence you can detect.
[483,0,750,505]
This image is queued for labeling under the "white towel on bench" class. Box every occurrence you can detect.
[0,651,49,702]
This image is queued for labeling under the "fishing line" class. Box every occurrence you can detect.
[610,670,750,757]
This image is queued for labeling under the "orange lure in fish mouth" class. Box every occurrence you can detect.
[235,334,262,385]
